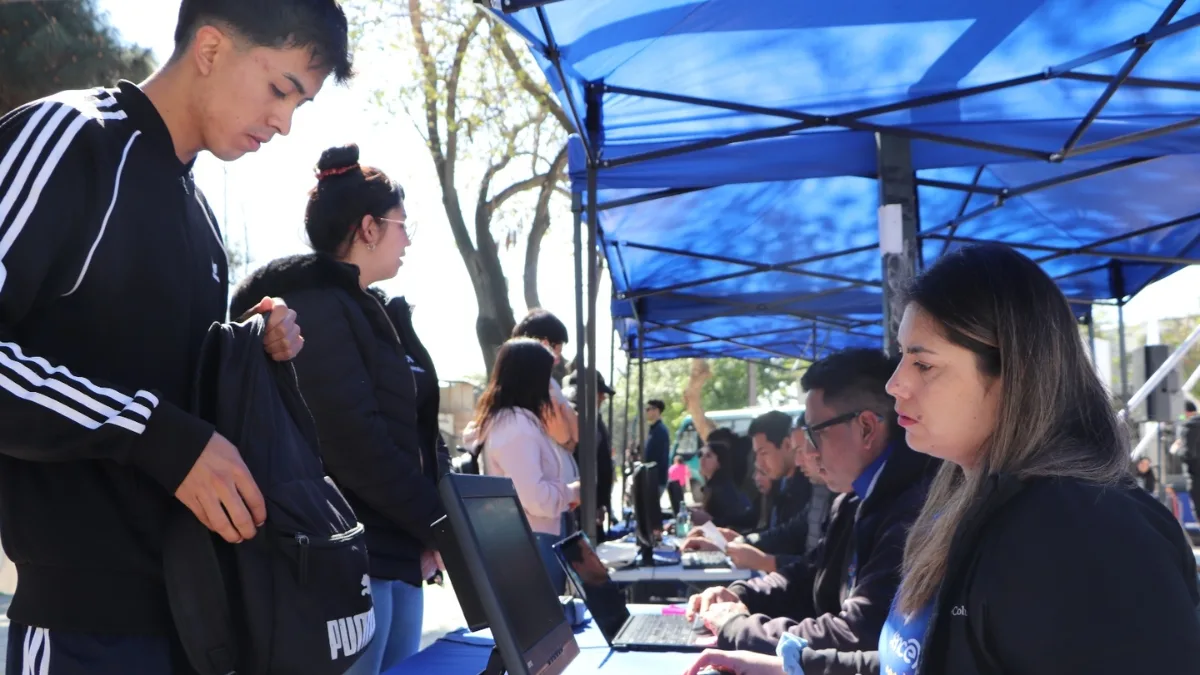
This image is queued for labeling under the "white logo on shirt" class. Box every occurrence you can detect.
[211,261,220,282]
[361,574,371,596]
[889,632,921,668]
[952,605,968,617]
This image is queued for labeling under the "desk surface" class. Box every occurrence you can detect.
[388,605,703,675]
[598,541,754,584]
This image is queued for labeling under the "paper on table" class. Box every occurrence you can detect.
[700,521,727,552]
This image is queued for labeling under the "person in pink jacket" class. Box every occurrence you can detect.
[468,338,581,593]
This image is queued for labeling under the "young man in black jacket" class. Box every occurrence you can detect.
[685,349,940,656]
[0,1,348,672]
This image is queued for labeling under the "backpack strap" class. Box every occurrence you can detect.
[163,513,238,675]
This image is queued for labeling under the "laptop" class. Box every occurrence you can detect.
[553,531,710,651]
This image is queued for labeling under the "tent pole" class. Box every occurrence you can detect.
[876,134,920,357]
[620,349,631,519]
[1087,305,1097,363]
[638,320,646,464]
[579,83,602,542]
[608,322,616,450]
[1118,300,1129,402]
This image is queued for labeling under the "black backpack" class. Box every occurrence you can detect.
[164,316,373,675]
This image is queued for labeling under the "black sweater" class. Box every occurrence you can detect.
[803,475,1200,675]
[721,442,940,655]
[0,82,225,634]
[232,254,446,584]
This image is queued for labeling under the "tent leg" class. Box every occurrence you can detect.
[582,152,599,542]
[876,134,920,357]
[638,322,646,461]
[1087,305,1097,363]
[620,350,632,519]
[1118,301,1129,402]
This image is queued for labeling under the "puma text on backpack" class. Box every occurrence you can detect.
[165,316,373,675]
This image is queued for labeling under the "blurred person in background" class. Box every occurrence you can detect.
[466,339,581,594]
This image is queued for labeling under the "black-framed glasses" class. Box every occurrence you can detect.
[803,410,862,450]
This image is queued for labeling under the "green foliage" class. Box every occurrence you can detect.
[609,358,806,450]
[0,0,156,114]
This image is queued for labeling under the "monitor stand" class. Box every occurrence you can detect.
[479,645,506,675]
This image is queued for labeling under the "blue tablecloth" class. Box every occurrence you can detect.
[386,606,703,674]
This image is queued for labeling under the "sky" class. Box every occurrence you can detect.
[95,0,1200,384]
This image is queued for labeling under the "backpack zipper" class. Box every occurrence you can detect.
[292,522,365,586]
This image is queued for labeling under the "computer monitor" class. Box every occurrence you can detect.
[631,462,673,567]
[432,474,579,675]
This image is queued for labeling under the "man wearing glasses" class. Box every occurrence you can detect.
[684,348,941,657]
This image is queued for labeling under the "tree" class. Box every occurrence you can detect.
[0,0,155,114]
[349,1,570,373]
[611,358,807,449]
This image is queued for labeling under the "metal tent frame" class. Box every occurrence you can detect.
[482,0,1200,540]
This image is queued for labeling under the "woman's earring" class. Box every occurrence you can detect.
[368,243,377,252]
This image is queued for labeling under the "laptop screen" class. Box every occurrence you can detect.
[555,532,631,642]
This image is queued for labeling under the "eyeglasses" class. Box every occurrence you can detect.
[377,217,417,240]
[803,410,862,450]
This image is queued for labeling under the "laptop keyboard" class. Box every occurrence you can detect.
[682,551,730,569]
[619,614,695,646]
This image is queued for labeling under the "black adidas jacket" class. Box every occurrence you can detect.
[0,82,227,634]
[231,254,446,585]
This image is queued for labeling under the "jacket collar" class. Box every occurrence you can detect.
[857,440,941,517]
[114,80,193,175]
[230,253,362,318]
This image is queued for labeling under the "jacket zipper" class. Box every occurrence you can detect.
[365,292,424,474]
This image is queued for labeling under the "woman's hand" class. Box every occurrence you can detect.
[567,481,581,509]
[683,649,785,675]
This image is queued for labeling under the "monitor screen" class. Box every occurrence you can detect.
[556,532,630,643]
[464,496,566,654]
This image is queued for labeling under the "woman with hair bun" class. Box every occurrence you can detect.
[231,144,445,674]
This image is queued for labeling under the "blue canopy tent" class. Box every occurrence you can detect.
[482,0,1200,539]
[597,153,1200,363]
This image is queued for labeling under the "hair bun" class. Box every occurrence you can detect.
[315,144,360,180]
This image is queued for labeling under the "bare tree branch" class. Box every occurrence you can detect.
[491,22,572,130]
[524,143,569,309]
[407,0,444,168]
[446,12,484,168]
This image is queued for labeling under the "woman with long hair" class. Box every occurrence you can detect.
[697,438,756,531]
[469,338,582,593]
[232,144,445,674]
[684,243,1200,675]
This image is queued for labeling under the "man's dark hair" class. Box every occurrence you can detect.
[1187,400,1197,414]
[748,410,792,448]
[647,400,666,414]
[801,348,899,428]
[173,0,353,83]
[512,309,570,345]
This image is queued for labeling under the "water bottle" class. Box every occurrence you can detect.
[676,504,691,538]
